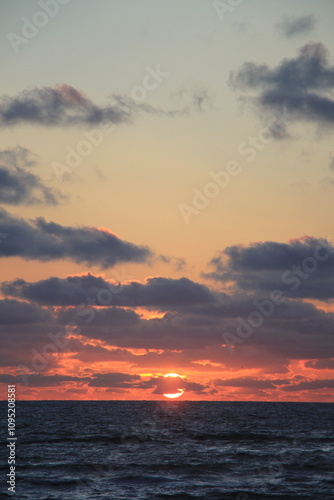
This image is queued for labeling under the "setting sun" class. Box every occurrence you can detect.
[163,373,186,399]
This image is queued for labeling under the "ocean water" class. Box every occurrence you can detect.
[1,401,334,500]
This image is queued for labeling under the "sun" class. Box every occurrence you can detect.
[163,373,185,399]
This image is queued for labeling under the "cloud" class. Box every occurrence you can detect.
[0,84,210,128]
[159,255,186,272]
[0,373,85,387]
[59,306,140,327]
[0,374,17,384]
[0,85,129,127]
[0,372,139,388]
[57,299,334,367]
[0,208,152,268]
[142,374,207,394]
[230,43,334,130]
[87,372,141,388]
[305,359,334,370]
[214,377,278,389]
[0,298,50,324]
[1,306,333,387]
[1,235,334,384]
[281,379,334,391]
[0,371,207,394]
[204,236,334,300]
[1,277,334,378]
[1,273,215,308]
[172,86,211,112]
[0,146,64,205]
[276,15,317,37]
[70,344,138,364]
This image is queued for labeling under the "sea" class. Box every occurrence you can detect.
[1,401,334,500]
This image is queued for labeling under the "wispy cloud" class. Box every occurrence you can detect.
[0,84,210,128]
[276,15,317,38]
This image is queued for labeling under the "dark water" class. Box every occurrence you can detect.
[1,401,334,499]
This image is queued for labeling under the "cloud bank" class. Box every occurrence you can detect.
[0,236,333,400]
[2,274,215,307]
[205,237,334,300]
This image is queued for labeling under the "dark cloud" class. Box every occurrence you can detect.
[1,369,333,396]
[0,372,141,389]
[0,373,89,387]
[0,146,64,205]
[0,373,131,388]
[143,374,207,394]
[204,237,334,300]
[0,208,152,268]
[214,377,277,389]
[1,279,334,377]
[0,374,17,384]
[0,84,209,128]
[0,332,58,369]
[58,310,227,351]
[59,306,140,327]
[305,359,334,370]
[0,298,50,324]
[0,371,207,394]
[1,273,215,308]
[281,379,334,391]
[87,372,141,388]
[1,237,334,379]
[178,290,319,319]
[230,43,334,129]
[58,299,334,367]
[71,344,137,364]
[276,15,317,37]
[0,85,129,127]
[185,381,208,393]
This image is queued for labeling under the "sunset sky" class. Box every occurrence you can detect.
[0,0,334,401]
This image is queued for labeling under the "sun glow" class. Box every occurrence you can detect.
[163,391,184,399]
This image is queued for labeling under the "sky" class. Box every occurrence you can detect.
[0,0,334,401]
